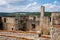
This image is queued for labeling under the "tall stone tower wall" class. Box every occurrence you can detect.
[41,6,45,17]
[40,6,50,34]
[40,6,45,31]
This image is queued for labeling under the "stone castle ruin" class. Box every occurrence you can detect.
[0,6,60,34]
[0,6,60,40]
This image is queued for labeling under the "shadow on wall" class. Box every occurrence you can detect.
[0,17,3,30]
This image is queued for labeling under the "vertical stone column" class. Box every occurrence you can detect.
[50,13,55,40]
[50,27,54,40]
[40,6,45,31]
[36,6,45,33]
[15,13,19,31]
[51,13,54,26]
[40,6,45,17]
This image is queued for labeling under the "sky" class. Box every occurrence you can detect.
[0,0,60,12]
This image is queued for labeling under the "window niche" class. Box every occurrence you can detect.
[4,18,6,22]
[32,24,36,29]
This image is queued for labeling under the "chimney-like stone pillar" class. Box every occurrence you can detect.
[35,6,45,33]
[51,13,54,26]
[39,6,45,31]
[41,6,45,17]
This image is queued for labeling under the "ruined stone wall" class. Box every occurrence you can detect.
[15,16,33,31]
[51,12,60,25]
[2,17,16,31]
[50,12,60,40]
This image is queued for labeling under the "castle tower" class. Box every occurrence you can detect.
[40,6,45,27]
[41,6,45,17]
[36,6,45,32]
[40,6,45,31]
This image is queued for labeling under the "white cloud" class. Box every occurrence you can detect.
[0,0,7,5]
[24,2,37,9]
[0,0,60,12]
[23,2,40,12]
[0,0,39,12]
[54,1,57,4]
[32,2,37,5]
[43,0,60,12]
[7,0,33,4]
[0,1,40,12]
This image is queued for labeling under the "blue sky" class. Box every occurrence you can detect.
[0,0,60,12]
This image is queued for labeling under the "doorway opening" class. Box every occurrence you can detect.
[0,17,3,30]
